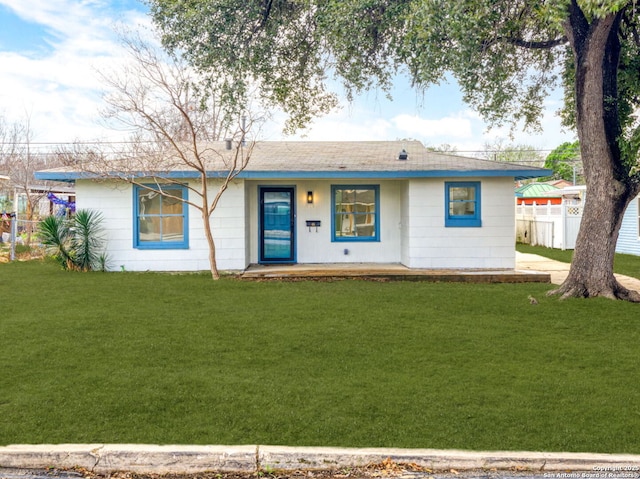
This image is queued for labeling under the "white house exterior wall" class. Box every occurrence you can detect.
[76,179,247,272]
[403,177,516,269]
[75,175,516,272]
[246,180,403,264]
[400,181,411,266]
[243,184,252,266]
[616,196,640,255]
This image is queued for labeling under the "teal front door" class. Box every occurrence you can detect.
[259,187,295,263]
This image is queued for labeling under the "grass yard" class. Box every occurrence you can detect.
[1,259,640,453]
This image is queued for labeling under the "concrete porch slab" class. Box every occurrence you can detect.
[241,262,551,283]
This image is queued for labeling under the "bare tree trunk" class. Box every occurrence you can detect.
[553,6,640,301]
[201,208,220,280]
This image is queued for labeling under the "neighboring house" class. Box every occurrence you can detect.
[1,183,75,218]
[0,184,75,242]
[515,184,585,250]
[518,188,640,257]
[515,183,561,205]
[35,141,550,272]
[548,179,575,189]
[20,184,76,218]
[617,195,640,255]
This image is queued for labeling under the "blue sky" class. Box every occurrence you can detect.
[0,0,577,155]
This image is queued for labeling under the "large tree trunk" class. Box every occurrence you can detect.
[554,178,639,301]
[552,4,640,301]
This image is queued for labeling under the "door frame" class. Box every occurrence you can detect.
[258,186,296,264]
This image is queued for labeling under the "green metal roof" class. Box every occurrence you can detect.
[515,183,560,198]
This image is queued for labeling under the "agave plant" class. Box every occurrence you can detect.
[38,210,107,271]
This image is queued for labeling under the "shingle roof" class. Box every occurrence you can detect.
[35,140,551,182]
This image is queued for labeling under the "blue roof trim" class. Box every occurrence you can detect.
[34,171,83,182]
[238,169,552,180]
[36,168,552,182]
[33,170,202,182]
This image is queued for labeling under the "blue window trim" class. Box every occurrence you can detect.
[445,181,482,227]
[331,185,380,242]
[133,184,189,249]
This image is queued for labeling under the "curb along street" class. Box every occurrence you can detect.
[2,445,640,476]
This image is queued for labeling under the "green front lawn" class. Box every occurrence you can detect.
[1,259,639,453]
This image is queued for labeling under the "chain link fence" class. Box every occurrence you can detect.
[1,215,45,261]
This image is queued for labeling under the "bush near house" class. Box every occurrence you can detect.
[38,209,107,271]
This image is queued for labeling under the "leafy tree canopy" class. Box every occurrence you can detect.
[148,0,639,140]
[544,140,582,182]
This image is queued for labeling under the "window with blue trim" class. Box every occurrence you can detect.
[332,185,379,241]
[445,182,482,227]
[134,184,189,249]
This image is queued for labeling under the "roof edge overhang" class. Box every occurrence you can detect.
[35,168,553,183]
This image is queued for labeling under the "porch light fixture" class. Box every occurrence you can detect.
[307,191,314,204]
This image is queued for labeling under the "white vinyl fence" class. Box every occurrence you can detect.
[516,201,583,250]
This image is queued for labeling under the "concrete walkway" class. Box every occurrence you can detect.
[516,252,640,290]
[515,252,572,285]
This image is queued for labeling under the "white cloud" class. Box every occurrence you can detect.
[289,118,393,141]
[391,113,473,139]
[0,0,149,142]
[477,101,576,153]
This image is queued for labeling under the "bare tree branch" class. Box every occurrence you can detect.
[74,30,263,279]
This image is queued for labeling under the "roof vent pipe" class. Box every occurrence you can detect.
[398,149,408,160]
[225,139,232,150]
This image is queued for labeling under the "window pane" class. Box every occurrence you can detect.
[162,194,183,214]
[449,202,475,216]
[162,216,184,242]
[449,186,476,217]
[139,217,161,242]
[356,189,375,208]
[333,186,377,239]
[354,213,375,236]
[450,186,474,201]
[336,213,354,237]
[342,189,356,204]
[139,191,161,214]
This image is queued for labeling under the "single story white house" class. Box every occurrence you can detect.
[35,141,550,272]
